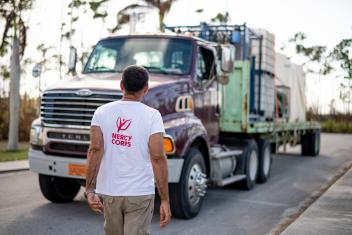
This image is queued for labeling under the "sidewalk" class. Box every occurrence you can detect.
[0,160,29,173]
[282,167,352,235]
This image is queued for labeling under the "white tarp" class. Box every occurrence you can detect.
[275,53,306,122]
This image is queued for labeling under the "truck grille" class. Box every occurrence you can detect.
[41,90,122,128]
[47,142,89,158]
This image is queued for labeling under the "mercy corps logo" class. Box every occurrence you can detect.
[111,117,132,147]
[116,117,131,132]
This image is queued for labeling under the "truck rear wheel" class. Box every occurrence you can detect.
[39,174,80,203]
[169,148,207,219]
[238,140,258,190]
[301,130,320,157]
[257,140,272,183]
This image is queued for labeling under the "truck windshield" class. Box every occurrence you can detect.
[83,37,193,75]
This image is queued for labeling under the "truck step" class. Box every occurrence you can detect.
[217,174,246,187]
[211,149,243,159]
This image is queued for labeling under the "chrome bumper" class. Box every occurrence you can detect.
[28,149,184,182]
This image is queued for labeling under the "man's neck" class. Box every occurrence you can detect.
[121,94,142,102]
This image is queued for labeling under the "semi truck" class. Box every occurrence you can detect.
[28,23,320,219]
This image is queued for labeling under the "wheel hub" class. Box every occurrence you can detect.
[249,150,258,181]
[263,147,271,176]
[188,164,207,206]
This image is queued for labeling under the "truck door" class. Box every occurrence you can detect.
[193,46,219,143]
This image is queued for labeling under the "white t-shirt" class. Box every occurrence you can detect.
[91,100,165,196]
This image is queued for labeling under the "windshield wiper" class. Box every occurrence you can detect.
[142,66,170,74]
[85,66,117,73]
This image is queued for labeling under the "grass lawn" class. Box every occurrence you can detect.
[0,141,29,162]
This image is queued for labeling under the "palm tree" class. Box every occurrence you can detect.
[110,0,176,33]
[109,4,144,33]
[0,0,33,150]
[144,0,176,32]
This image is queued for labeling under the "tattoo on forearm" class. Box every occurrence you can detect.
[86,146,103,190]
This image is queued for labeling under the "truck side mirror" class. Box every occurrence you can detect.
[68,46,77,74]
[221,45,235,73]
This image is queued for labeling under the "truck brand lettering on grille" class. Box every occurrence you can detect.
[75,89,93,96]
[47,132,90,141]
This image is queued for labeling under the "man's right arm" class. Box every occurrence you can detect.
[149,133,171,228]
[85,126,104,214]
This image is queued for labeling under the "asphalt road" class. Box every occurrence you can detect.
[1,134,351,235]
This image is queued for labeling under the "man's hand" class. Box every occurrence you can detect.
[160,200,171,228]
[87,193,104,214]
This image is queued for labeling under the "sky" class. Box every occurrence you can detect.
[1,0,352,113]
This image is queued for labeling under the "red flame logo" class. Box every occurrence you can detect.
[116,117,132,132]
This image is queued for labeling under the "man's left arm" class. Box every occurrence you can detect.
[86,126,104,214]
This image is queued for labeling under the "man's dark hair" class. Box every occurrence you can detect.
[122,65,149,92]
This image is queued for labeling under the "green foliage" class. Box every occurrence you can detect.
[332,38,352,79]
[288,32,332,75]
[211,12,230,24]
[321,119,352,133]
[68,0,87,8]
[63,0,88,42]
[0,97,9,140]
[36,43,55,72]
[307,110,352,133]
[0,148,28,162]
[89,0,108,20]
[332,38,352,112]
[0,94,39,141]
[0,65,10,80]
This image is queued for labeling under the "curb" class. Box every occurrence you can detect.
[0,167,29,174]
[0,160,30,174]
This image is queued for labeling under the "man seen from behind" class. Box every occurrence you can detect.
[85,65,171,235]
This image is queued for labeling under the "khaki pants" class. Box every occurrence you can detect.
[101,194,155,235]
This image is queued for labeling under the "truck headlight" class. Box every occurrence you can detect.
[30,119,43,146]
[163,135,175,154]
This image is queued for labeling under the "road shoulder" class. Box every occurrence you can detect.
[282,166,352,235]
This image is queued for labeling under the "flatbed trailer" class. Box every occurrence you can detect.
[220,60,320,156]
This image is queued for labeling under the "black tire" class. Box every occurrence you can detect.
[238,140,259,190]
[39,174,81,203]
[257,140,272,183]
[270,142,277,154]
[169,148,207,219]
[301,130,320,157]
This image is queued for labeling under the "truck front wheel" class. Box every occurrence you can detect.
[169,148,207,219]
[39,174,81,203]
